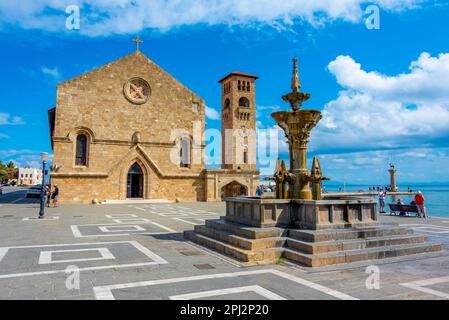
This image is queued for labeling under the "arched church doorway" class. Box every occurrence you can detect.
[221,181,248,200]
[127,162,144,198]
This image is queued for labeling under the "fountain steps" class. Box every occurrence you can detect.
[283,243,442,267]
[184,219,442,267]
[184,231,283,263]
[289,225,415,242]
[191,224,428,254]
[204,219,286,239]
[193,225,286,250]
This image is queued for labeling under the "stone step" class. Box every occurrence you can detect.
[289,225,413,242]
[194,225,286,250]
[184,230,283,262]
[205,219,285,239]
[283,242,443,267]
[286,234,429,254]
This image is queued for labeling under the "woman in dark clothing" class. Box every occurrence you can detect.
[51,185,59,208]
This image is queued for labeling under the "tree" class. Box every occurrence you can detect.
[0,161,6,181]
[0,161,18,181]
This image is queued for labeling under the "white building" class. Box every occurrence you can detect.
[18,168,42,185]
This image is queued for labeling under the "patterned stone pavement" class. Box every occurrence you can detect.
[1,187,449,300]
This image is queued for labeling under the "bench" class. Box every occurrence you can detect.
[387,204,419,217]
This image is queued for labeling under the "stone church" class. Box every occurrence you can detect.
[48,45,259,203]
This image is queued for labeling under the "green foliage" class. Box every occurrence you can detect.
[275,257,288,264]
[0,161,18,182]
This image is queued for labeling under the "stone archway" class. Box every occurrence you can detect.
[221,181,248,200]
[117,146,154,200]
[127,162,144,198]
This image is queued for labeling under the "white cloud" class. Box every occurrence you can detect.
[0,113,25,125]
[41,66,61,79]
[0,149,36,158]
[316,147,449,184]
[257,105,282,111]
[205,106,220,120]
[327,52,449,103]
[11,155,41,168]
[0,0,421,36]
[0,151,53,168]
[312,52,449,153]
[0,113,25,140]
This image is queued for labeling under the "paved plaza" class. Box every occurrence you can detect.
[1,187,449,300]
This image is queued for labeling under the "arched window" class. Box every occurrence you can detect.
[239,97,250,108]
[128,162,143,174]
[180,138,190,168]
[75,134,88,166]
[224,98,230,109]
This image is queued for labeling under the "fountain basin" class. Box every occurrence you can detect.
[224,196,378,230]
[271,109,322,146]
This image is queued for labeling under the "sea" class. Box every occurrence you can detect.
[323,185,449,218]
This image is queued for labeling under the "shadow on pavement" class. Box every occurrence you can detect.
[0,188,40,204]
[148,233,185,241]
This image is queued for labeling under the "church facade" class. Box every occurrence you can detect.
[48,49,259,203]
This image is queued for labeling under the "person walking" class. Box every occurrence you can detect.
[51,184,59,208]
[414,191,427,219]
[378,189,386,213]
[45,186,51,208]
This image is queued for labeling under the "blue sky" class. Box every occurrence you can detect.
[1,0,449,185]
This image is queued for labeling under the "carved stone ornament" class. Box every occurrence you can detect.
[124,77,151,104]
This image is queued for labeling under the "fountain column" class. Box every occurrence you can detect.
[272,57,322,200]
[272,110,321,199]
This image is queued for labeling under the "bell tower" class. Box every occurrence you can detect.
[218,72,258,170]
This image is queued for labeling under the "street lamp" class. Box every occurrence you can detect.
[38,152,49,219]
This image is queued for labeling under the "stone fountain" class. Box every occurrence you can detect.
[271,57,324,200]
[185,58,441,267]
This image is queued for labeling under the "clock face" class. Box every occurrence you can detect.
[124,77,151,104]
[238,126,253,138]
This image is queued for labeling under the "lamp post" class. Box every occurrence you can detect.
[38,152,49,219]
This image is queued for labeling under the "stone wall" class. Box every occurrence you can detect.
[204,169,259,201]
[51,175,205,204]
[50,51,207,203]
